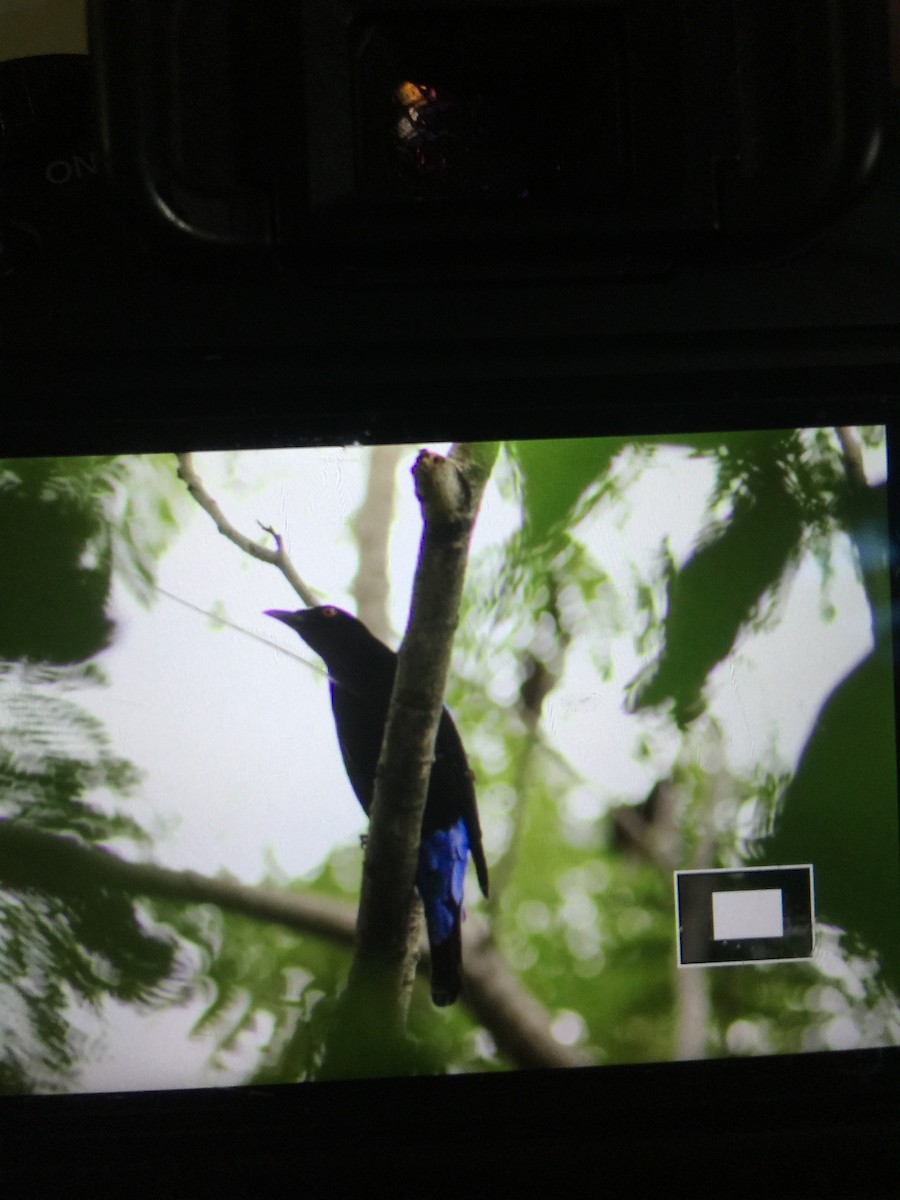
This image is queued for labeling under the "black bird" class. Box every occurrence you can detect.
[266,605,489,1006]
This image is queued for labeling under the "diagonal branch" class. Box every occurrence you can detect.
[0,822,590,1071]
[0,820,357,943]
[462,915,593,1069]
[175,452,317,605]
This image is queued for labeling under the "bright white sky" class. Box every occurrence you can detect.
[62,430,884,1091]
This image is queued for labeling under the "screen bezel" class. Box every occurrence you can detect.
[2,359,899,1191]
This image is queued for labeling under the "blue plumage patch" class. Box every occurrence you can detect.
[417,819,470,946]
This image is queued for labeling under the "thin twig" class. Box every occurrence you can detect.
[175,452,317,605]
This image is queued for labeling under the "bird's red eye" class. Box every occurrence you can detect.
[322,606,337,618]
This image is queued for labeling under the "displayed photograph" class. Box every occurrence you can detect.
[0,424,896,1094]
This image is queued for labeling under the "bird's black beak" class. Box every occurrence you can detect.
[265,609,302,627]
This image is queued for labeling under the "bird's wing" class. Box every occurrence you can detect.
[330,682,387,814]
[432,708,490,898]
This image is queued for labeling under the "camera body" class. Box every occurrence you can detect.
[89,0,889,274]
[0,0,898,387]
[2,5,900,1196]
[0,0,891,282]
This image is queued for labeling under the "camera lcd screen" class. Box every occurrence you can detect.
[0,422,896,1095]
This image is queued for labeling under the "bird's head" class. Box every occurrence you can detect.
[265,605,384,675]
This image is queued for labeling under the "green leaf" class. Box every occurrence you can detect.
[508,438,628,551]
[755,648,900,993]
[629,456,805,726]
[0,459,114,664]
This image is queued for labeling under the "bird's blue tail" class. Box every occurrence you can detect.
[417,820,470,1006]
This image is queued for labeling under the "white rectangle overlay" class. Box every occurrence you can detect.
[712,888,783,941]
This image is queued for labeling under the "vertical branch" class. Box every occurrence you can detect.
[487,651,564,913]
[613,771,715,1061]
[321,442,498,1077]
[671,773,720,1062]
[673,966,710,1061]
[350,444,414,1016]
[835,426,867,491]
[351,445,404,644]
[834,425,889,648]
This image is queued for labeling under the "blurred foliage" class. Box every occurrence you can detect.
[0,455,191,1090]
[0,459,115,663]
[152,893,346,1084]
[154,844,495,1082]
[0,456,186,663]
[511,437,629,553]
[627,452,805,726]
[457,428,897,1064]
[0,663,184,1093]
[508,427,857,727]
